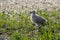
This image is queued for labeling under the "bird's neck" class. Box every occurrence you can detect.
[31,13,35,16]
[31,14,33,17]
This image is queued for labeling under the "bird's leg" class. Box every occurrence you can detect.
[32,23,38,27]
[37,26,43,34]
[35,24,39,27]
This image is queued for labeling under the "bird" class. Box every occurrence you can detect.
[30,10,46,27]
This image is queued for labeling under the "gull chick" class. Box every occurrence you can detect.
[30,10,46,26]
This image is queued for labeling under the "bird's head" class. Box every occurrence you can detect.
[30,10,36,15]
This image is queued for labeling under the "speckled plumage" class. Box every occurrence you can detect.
[30,11,46,26]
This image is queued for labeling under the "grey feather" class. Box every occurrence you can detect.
[30,10,46,26]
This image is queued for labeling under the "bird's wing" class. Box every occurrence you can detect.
[35,15,45,24]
